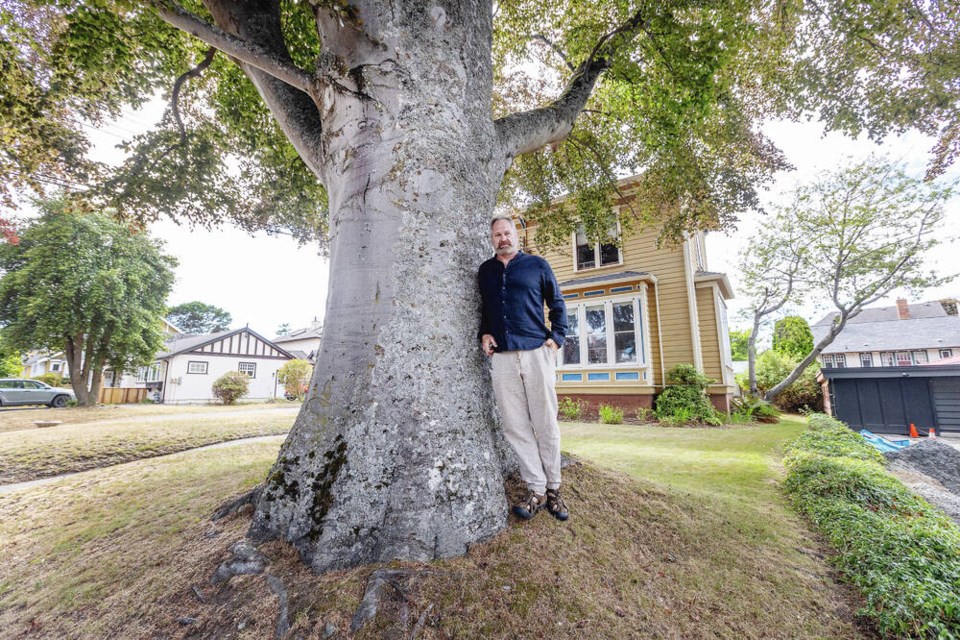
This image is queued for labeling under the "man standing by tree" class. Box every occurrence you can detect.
[479,216,569,521]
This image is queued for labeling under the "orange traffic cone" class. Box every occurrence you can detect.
[909,423,919,438]
[929,429,937,439]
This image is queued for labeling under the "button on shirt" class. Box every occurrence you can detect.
[478,251,567,352]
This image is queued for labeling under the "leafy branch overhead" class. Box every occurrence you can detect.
[1,0,958,244]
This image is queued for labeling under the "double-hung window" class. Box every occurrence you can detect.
[822,354,846,368]
[941,349,954,359]
[560,296,645,367]
[574,224,621,271]
[859,353,873,367]
[238,362,257,378]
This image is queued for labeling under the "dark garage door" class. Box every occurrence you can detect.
[831,378,938,435]
[932,378,960,432]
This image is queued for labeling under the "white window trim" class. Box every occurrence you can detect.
[941,348,954,359]
[571,220,624,273]
[859,352,874,367]
[558,293,649,371]
[238,361,257,378]
[187,361,209,375]
[714,287,733,386]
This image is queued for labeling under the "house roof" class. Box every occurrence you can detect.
[560,270,656,288]
[273,326,323,343]
[812,313,960,354]
[813,300,949,326]
[694,270,734,299]
[158,327,295,360]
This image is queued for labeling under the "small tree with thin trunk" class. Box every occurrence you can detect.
[0,199,176,406]
[740,157,954,402]
[772,316,814,360]
[737,222,806,394]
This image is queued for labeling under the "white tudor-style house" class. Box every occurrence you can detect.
[132,327,295,403]
[813,298,960,369]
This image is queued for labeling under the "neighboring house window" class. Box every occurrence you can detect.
[574,223,620,271]
[941,349,954,359]
[859,353,873,367]
[187,361,208,375]
[238,362,257,378]
[135,367,147,383]
[559,296,646,367]
[144,364,161,382]
[896,351,912,366]
[51,362,61,372]
[822,354,846,368]
[913,351,928,365]
[881,352,896,367]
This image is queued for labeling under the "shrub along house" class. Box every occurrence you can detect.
[521,175,738,412]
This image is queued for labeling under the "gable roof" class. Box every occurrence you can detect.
[813,300,949,326]
[157,327,295,360]
[812,313,960,354]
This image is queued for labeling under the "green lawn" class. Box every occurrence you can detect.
[0,416,868,639]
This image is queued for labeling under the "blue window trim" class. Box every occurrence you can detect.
[587,372,610,381]
[561,373,583,382]
[583,289,605,297]
[563,293,580,300]
[610,286,632,293]
[615,371,640,381]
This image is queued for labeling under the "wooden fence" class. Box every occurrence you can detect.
[98,387,148,405]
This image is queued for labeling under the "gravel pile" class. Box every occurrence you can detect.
[885,439,960,525]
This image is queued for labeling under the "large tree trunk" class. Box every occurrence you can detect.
[245,2,517,572]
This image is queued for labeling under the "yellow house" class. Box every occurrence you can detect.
[523,176,737,412]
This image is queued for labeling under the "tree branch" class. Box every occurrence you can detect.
[150,0,315,95]
[171,47,217,144]
[495,57,610,158]
[496,7,651,159]
[530,34,575,72]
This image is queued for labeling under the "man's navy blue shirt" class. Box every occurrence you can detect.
[478,251,567,352]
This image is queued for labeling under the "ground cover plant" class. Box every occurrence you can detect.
[0,417,869,638]
[0,407,297,483]
[783,414,960,637]
[597,403,624,425]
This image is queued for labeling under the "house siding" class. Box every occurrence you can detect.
[696,286,722,383]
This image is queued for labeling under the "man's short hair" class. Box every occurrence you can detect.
[490,214,514,229]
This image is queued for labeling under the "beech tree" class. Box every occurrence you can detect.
[0,200,176,406]
[739,158,954,402]
[167,300,232,334]
[3,1,959,572]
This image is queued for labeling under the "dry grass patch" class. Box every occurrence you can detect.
[0,430,870,639]
[0,401,299,434]
[0,408,297,483]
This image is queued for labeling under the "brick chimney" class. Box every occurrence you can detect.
[896,298,910,320]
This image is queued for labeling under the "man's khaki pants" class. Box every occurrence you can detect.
[491,345,561,495]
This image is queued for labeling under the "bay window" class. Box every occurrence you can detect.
[559,296,646,368]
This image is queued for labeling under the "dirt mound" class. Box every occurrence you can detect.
[884,439,960,494]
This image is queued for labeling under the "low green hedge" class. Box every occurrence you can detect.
[784,414,960,638]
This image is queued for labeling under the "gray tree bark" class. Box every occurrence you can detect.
[157,0,609,573]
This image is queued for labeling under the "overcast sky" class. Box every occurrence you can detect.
[84,103,959,339]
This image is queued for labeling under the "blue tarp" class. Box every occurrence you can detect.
[859,429,912,453]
